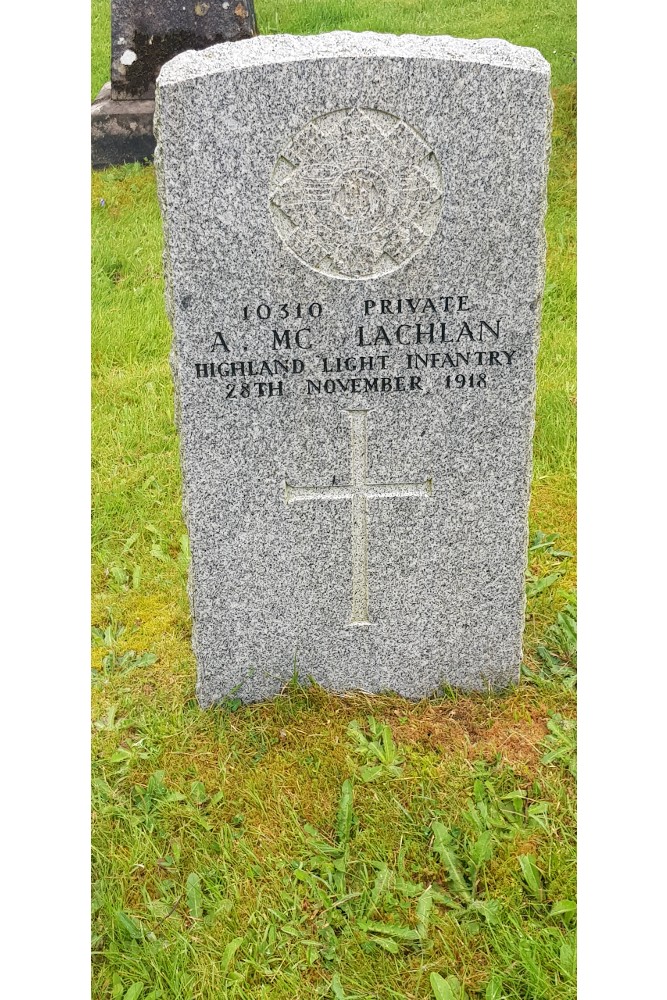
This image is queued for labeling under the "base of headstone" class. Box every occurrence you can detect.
[91,82,156,170]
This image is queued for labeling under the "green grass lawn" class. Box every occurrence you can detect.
[92,3,576,997]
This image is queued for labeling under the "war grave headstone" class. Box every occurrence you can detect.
[155,32,552,705]
[92,0,257,168]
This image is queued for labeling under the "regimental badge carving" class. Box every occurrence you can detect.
[268,107,444,280]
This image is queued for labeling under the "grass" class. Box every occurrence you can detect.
[92,2,576,997]
[92,0,111,99]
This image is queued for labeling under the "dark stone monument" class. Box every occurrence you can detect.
[92,0,257,169]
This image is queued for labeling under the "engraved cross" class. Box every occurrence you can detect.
[284,409,433,625]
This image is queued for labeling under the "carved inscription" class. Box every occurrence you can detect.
[196,293,516,402]
[268,108,444,279]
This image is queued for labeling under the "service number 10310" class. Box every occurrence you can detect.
[242,302,323,321]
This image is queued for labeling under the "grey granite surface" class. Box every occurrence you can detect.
[155,31,552,705]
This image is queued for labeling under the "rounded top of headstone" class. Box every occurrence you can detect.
[156,30,550,89]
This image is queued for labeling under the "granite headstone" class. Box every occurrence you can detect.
[155,32,552,705]
[92,0,257,168]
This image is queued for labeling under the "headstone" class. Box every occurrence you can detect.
[92,0,257,168]
[155,32,552,706]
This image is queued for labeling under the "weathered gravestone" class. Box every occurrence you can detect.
[92,0,257,168]
[155,32,552,705]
